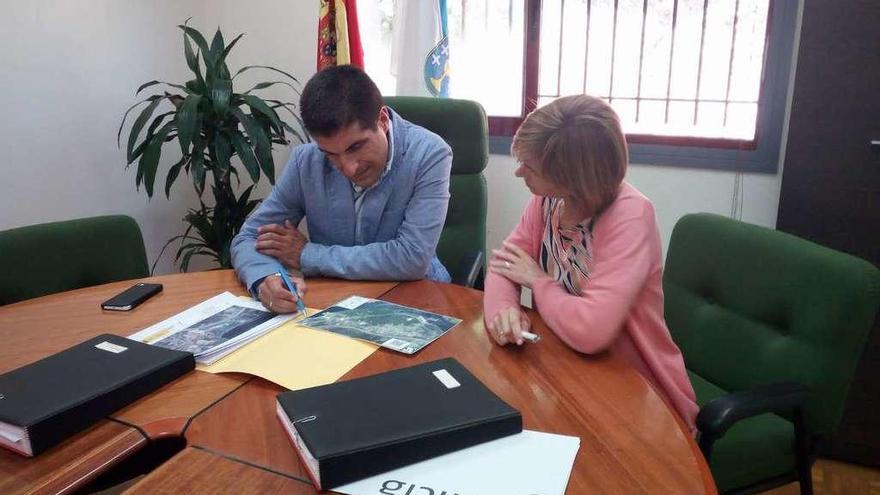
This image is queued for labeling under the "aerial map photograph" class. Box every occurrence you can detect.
[300,298,461,354]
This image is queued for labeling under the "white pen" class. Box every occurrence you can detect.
[521,331,540,343]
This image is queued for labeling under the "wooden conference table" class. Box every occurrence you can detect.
[0,270,715,494]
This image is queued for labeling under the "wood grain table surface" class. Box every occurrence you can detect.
[0,271,396,495]
[0,270,715,494]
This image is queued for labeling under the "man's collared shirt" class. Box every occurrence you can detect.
[351,119,394,228]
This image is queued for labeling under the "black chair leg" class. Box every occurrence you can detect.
[793,408,813,495]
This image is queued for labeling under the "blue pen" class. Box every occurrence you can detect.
[277,267,307,316]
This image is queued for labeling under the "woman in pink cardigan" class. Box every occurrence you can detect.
[484,95,698,431]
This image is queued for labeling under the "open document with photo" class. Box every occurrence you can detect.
[129,292,294,364]
[299,296,461,354]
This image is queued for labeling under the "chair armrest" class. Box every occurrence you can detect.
[697,381,809,440]
[696,381,810,462]
[451,250,484,288]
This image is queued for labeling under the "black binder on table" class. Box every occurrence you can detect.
[276,357,522,490]
[0,334,194,456]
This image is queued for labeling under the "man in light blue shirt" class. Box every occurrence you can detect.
[230,65,452,313]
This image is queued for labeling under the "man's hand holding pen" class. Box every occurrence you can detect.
[258,273,307,315]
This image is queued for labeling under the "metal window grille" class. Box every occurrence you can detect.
[535,0,770,142]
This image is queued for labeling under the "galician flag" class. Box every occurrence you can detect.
[391,0,449,97]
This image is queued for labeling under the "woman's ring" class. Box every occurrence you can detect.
[505,261,511,269]
[269,299,274,310]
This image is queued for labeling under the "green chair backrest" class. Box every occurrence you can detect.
[664,213,880,435]
[384,97,489,282]
[0,215,149,305]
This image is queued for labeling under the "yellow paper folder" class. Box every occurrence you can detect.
[197,311,378,391]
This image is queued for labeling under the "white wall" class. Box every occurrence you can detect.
[0,0,317,274]
[486,158,785,258]
[1,1,800,274]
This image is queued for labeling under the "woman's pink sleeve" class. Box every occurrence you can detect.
[530,202,657,353]
[483,196,543,323]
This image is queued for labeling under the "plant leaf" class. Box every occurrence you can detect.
[218,33,244,66]
[127,98,164,162]
[180,248,213,272]
[183,24,200,74]
[231,167,242,188]
[265,99,310,142]
[175,94,203,154]
[209,28,234,80]
[241,94,285,135]
[135,80,191,96]
[191,150,206,195]
[228,129,261,182]
[164,155,189,198]
[150,230,195,275]
[182,26,206,92]
[233,65,300,83]
[217,243,232,268]
[281,121,306,144]
[147,110,175,132]
[210,28,225,58]
[185,204,214,245]
[236,185,256,214]
[231,108,275,184]
[175,241,209,261]
[243,80,299,95]
[136,122,174,197]
[235,200,259,229]
[179,25,216,74]
[135,80,161,95]
[130,111,175,164]
[118,95,163,147]
[211,78,232,115]
[213,131,233,177]
[185,77,205,94]
[179,25,212,62]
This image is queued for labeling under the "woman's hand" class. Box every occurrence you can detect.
[489,241,549,290]
[485,307,531,346]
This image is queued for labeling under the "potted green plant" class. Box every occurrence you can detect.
[119,21,307,271]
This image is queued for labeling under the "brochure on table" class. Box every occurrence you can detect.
[129,292,293,364]
[299,296,461,354]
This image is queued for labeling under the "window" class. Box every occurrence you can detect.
[540,0,768,142]
[360,0,799,172]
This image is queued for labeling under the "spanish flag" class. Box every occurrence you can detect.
[317,0,364,70]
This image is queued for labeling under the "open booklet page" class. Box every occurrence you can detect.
[128,292,294,364]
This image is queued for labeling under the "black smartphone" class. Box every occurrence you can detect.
[100,283,163,311]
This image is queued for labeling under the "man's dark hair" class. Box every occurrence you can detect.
[299,65,384,137]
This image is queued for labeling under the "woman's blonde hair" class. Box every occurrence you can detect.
[512,95,628,214]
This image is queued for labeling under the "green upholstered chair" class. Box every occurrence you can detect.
[384,96,488,288]
[664,213,880,494]
[0,215,149,305]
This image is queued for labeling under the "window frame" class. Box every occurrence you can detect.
[487,0,800,174]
